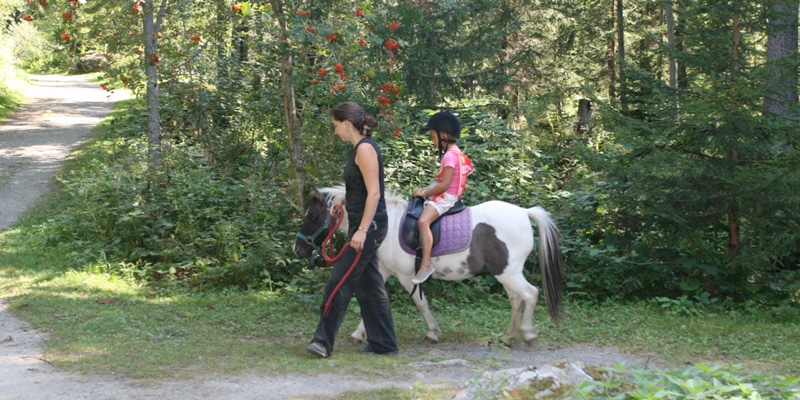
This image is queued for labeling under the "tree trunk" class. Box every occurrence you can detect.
[270,0,305,201]
[676,23,687,92]
[616,0,628,112]
[763,1,799,121]
[500,0,518,120]
[728,13,742,258]
[727,204,740,256]
[142,0,167,171]
[665,1,678,114]
[214,0,232,132]
[576,99,593,135]
[607,1,616,99]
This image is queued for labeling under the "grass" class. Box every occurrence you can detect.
[0,74,26,122]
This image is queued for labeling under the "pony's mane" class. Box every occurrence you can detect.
[385,190,407,208]
[319,186,346,206]
[319,186,407,210]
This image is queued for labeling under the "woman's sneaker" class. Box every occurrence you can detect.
[306,341,329,358]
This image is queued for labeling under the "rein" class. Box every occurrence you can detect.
[319,203,362,317]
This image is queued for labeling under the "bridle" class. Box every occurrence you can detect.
[295,197,359,264]
[295,197,334,263]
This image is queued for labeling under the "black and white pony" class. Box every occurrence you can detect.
[294,186,563,344]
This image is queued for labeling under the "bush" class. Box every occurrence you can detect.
[41,100,307,290]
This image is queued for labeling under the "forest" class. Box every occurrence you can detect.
[1,0,798,315]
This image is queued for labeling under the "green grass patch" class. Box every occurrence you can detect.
[541,301,800,376]
[0,77,25,121]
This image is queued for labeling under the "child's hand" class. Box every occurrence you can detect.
[412,188,425,198]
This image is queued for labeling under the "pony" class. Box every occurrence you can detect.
[294,186,564,345]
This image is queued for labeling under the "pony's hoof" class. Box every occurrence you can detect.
[523,331,539,344]
[424,336,438,344]
[349,337,364,345]
[500,336,517,347]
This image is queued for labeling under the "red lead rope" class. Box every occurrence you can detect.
[321,203,362,317]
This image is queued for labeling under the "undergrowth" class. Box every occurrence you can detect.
[570,363,800,399]
[36,99,307,291]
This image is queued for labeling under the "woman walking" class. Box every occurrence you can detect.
[306,101,398,358]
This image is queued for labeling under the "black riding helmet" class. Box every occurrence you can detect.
[421,110,461,140]
[421,111,461,159]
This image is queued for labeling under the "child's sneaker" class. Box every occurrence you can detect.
[411,265,435,285]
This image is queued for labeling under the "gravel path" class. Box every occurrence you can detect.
[0,75,666,400]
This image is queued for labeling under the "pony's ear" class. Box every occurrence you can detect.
[309,186,325,206]
[302,186,321,209]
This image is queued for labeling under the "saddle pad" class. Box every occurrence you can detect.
[399,207,472,257]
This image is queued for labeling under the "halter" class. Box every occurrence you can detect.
[295,197,335,262]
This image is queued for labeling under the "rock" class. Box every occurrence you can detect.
[453,360,594,400]
[72,51,107,74]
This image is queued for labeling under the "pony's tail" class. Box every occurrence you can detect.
[527,206,564,326]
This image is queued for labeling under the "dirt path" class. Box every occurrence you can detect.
[0,74,123,229]
[0,75,666,400]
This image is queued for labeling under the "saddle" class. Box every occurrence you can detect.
[399,197,472,256]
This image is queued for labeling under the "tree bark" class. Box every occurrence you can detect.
[728,14,742,257]
[270,0,305,201]
[576,99,593,135]
[607,1,616,99]
[143,0,167,171]
[616,0,628,112]
[763,1,799,120]
[665,1,678,114]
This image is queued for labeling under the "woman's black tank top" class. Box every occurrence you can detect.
[343,138,387,226]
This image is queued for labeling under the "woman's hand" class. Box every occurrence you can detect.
[412,187,425,198]
[351,230,366,251]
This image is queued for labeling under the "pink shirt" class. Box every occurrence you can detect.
[434,145,474,200]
